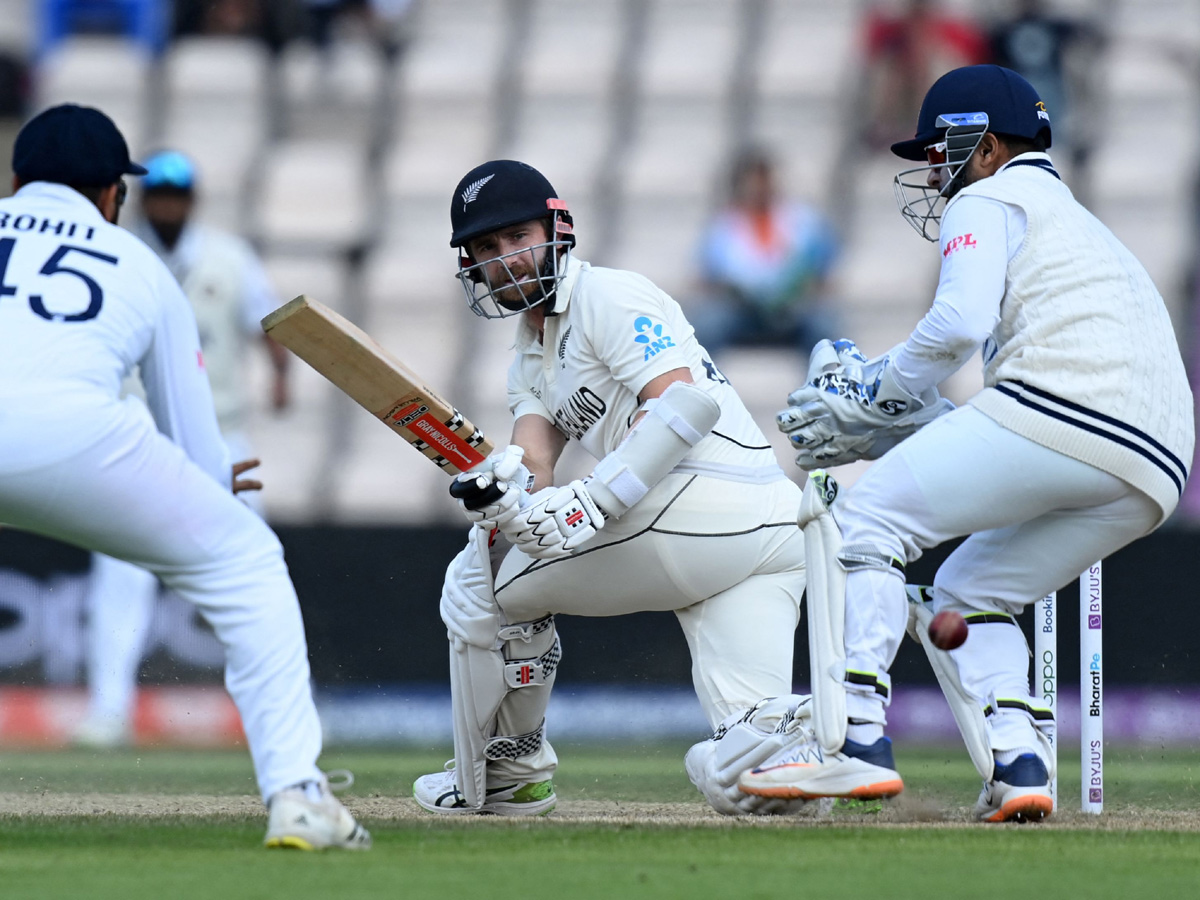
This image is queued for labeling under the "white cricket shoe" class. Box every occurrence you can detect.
[413,764,557,816]
[738,735,904,801]
[975,753,1054,823]
[264,774,372,850]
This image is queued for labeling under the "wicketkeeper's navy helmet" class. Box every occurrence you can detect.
[449,160,575,320]
[891,64,1052,160]
[891,65,1052,242]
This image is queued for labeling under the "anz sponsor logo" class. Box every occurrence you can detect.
[633,315,675,361]
[555,386,607,440]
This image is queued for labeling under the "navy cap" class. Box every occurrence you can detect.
[891,65,1052,161]
[12,104,147,187]
[450,160,569,249]
[142,150,197,191]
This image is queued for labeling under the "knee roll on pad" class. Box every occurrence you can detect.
[440,530,505,647]
[585,381,720,518]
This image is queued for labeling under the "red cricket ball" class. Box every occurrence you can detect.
[928,610,968,650]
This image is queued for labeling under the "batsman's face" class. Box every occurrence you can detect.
[466,219,551,307]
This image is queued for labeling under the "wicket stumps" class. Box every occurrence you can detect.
[1034,561,1104,814]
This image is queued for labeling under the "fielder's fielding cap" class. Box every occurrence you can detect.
[450,159,562,248]
[12,103,147,186]
[891,65,1052,161]
[142,150,197,191]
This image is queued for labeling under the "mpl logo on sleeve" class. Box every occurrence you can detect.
[943,233,977,257]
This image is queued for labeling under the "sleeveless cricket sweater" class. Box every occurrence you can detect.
[955,161,1194,524]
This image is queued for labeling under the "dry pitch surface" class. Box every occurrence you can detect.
[3,792,1200,832]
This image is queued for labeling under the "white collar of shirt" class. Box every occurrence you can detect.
[14,181,108,224]
[514,254,585,353]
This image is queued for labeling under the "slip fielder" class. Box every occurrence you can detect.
[0,105,367,849]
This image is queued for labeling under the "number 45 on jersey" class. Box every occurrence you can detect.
[0,237,118,322]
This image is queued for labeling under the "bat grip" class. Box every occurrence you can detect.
[449,475,507,511]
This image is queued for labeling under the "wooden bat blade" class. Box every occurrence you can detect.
[262,295,493,475]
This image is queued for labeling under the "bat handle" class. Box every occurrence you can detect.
[449,474,508,511]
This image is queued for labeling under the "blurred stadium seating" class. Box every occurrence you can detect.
[5,0,1198,524]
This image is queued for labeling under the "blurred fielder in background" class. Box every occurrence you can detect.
[739,65,1194,822]
[410,160,813,818]
[76,149,291,748]
[0,105,366,850]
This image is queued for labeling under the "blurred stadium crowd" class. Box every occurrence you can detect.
[1,0,1197,526]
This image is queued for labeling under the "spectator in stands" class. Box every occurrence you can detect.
[303,0,415,60]
[172,0,307,52]
[861,0,989,149]
[988,0,1101,170]
[76,150,290,747]
[688,147,839,363]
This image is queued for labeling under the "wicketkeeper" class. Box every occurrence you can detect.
[738,65,1194,822]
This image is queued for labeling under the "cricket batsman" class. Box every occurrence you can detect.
[411,160,816,817]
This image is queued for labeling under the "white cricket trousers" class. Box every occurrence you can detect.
[84,430,263,726]
[495,473,807,727]
[836,406,1159,752]
[0,398,323,802]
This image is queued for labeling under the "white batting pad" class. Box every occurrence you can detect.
[797,472,848,753]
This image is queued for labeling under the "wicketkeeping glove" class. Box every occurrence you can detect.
[788,396,956,469]
[499,480,606,560]
[777,338,950,467]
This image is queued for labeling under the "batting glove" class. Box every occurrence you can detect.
[500,480,607,560]
[449,445,533,529]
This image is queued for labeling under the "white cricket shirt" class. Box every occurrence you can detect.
[0,183,229,484]
[508,257,784,483]
[890,154,1193,520]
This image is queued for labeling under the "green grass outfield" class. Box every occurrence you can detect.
[0,743,1197,900]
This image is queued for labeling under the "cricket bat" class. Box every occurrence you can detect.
[262,295,494,475]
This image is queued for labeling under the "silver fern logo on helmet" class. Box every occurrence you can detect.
[460,174,494,211]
